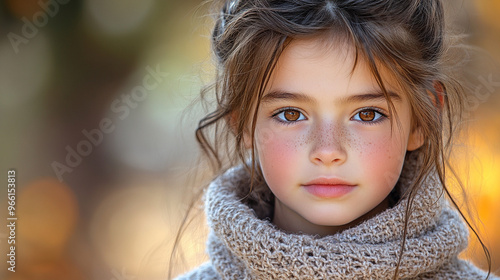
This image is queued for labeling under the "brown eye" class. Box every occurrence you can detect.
[284,109,300,121]
[353,108,385,123]
[273,108,305,123]
[359,110,375,121]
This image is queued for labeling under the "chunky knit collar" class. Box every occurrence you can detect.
[204,150,469,279]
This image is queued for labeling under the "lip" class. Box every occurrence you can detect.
[302,178,356,198]
[303,177,355,186]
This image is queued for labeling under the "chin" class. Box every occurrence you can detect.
[305,215,358,227]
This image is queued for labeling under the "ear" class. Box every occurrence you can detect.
[243,129,252,149]
[407,127,424,151]
[429,81,445,111]
[407,81,444,151]
[228,111,253,149]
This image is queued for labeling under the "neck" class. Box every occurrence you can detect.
[272,196,390,236]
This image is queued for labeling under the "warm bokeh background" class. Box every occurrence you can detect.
[0,1,498,279]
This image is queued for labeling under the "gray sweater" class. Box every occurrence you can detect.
[175,151,497,279]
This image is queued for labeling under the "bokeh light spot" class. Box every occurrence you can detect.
[84,0,155,35]
[17,177,79,260]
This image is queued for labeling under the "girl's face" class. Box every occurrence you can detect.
[246,37,423,235]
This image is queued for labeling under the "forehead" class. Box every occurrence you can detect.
[267,36,403,100]
[283,35,352,62]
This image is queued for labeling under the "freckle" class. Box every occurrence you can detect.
[295,134,307,149]
[344,129,355,149]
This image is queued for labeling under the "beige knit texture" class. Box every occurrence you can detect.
[176,151,497,279]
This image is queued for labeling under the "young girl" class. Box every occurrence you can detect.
[174,0,498,279]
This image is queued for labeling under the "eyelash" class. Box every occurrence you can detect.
[270,107,388,125]
[271,107,307,125]
[351,107,388,125]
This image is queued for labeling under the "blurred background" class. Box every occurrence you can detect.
[0,0,498,279]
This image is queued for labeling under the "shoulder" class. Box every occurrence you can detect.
[449,259,499,280]
[173,262,220,280]
[418,259,499,280]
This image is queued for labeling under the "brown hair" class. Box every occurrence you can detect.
[175,0,491,278]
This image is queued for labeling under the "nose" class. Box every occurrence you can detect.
[309,123,347,166]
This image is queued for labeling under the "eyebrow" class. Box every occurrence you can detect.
[261,90,315,103]
[261,90,402,104]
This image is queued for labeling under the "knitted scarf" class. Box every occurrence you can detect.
[177,150,494,279]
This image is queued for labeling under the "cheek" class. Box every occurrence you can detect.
[255,128,304,189]
[356,132,406,188]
